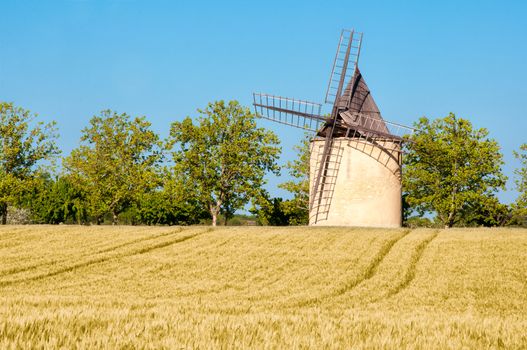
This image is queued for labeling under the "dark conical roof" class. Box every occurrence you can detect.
[339,68,389,133]
[319,68,389,137]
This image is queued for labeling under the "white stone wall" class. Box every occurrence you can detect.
[309,138,402,227]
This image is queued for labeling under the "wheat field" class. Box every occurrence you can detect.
[0,225,526,349]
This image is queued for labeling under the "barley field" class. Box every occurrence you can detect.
[0,225,526,349]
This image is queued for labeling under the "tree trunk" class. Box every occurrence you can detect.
[211,212,217,226]
[112,211,118,225]
[447,195,457,228]
[210,202,221,227]
[445,210,455,228]
[0,203,7,225]
[447,154,458,229]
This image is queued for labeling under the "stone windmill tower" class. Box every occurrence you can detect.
[253,29,413,227]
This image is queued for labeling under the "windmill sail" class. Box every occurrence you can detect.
[309,30,363,222]
[325,30,363,105]
[253,93,325,132]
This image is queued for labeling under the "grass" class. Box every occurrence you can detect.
[0,225,526,349]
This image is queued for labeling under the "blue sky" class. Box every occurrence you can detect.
[1,0,526,203]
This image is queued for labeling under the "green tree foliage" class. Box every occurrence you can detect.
[279,136,310,225]
[132,171,209,225]
[168,100,280,226]
[132,191,205,225]
[460,197,512,227]
[64,110,162,224]
[0,102,59,224]
[26,175,88,224]
[250,192,290,226]
[403,113,506,228]
[513,144,527,224]
[252,136,311,226]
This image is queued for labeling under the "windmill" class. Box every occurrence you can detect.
[253,29,414,227]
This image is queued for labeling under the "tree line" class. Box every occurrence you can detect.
[0,101,282,226]
[1,101,526,227]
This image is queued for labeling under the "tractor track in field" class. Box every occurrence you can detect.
[0,229,209,287]
[0,230,45,249]
[294,229,411,307]
[0,229,183,279]
[331,229,411,297]
[88,229,183,256]
[383,230,439,299]
[0,228,35,242]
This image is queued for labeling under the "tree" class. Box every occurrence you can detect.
[403,113,506,228]
[460,196,512,227]
[132,170,209,225]
[250,192,290,226]
[513,144,527,224]
[25,175,89,224]
[63,110,162,224]
[0,102,59,224]
[168,100,280,226]
[279,136,310,225]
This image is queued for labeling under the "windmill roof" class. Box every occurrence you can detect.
[339,68,389,133]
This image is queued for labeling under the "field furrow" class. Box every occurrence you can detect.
[293,229,410,308]
[332,229,410,296]
[0,229,182,278]
[325,229,438,308]
[384,230,439,298]
[0,226,526,349]
[0,228,207,286]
